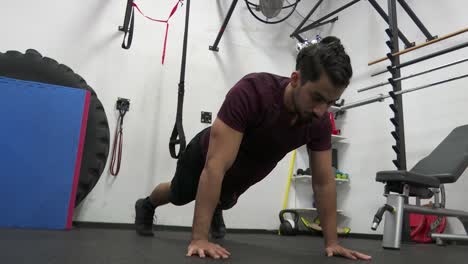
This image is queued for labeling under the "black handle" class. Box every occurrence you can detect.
[119,0,135,49]
[279,209,299,225]
[169,120,186,159]
[371,204,394,230]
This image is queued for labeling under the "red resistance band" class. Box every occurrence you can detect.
[132,0,184,64]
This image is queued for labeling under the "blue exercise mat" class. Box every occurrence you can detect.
[0,77,90,230]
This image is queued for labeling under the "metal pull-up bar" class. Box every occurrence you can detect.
[339,73,468,111]
[371,40,468,77]
[292,0,361,36]
[358,58,468,93]
[368,27,468,66]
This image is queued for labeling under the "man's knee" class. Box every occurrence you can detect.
[219,196,237,210]
[168,192,195,206]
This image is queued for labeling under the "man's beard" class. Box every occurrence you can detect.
[291,90,317,125]
[295,113,318,125]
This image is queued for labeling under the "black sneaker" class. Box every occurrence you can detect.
[210,207,226,239]
[135,198,155,236]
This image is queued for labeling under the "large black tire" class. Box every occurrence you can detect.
[0,49,110,207]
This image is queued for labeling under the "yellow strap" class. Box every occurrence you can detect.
[282,150,296,210]
[278,150,297,235]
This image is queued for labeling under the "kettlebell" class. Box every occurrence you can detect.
[279,209,299,236]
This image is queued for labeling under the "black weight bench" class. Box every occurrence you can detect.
[371,124,468,249]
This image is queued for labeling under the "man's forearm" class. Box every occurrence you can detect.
[313,181,338,247]
[191,167,224,241]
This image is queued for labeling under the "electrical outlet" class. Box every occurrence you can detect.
[201,111,212,124]
[116,98,130,111]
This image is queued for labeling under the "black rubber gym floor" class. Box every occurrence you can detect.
[0,227,466,263]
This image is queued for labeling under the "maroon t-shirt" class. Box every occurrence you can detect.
[200,72,331,204]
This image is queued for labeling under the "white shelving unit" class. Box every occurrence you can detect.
[283,123,349,220]
[290,174,349,214]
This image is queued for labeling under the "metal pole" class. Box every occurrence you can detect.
[397,0,436,41]
[290,0,324,37]
[368,27,468,66]
[340,73,468,110]
[368,0,413,48]
[359,58,468,92]
[388,0,406,171]
[292,19,339,42]
[405,204,468,218]
[339,94,388,110]
[395,73,468,96]
[295,0,361,35]
[294,34,306,43]
[302,17,339,32]
[209,0,239,52]
[431,233,468,242]
[371,41,468,77]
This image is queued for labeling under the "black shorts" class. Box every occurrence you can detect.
[168,128,237,209]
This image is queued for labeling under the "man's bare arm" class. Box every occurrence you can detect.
[191,118,243,241]
[308,148,338,247]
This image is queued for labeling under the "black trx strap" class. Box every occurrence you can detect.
[119,0,135,49]
[169,0,190,159]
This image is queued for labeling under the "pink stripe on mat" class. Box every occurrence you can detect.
[66,91,91,229]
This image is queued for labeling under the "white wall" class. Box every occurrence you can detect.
[2,0,467,235]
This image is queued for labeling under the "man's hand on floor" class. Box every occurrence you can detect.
[325,244,372,261]
[187,239,230,259]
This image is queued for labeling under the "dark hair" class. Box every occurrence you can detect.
[295,36,352,88]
